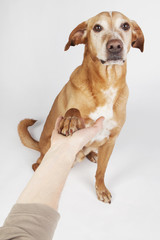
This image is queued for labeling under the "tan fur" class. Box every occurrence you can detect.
[18,12,144,203]
[18,119,39,151]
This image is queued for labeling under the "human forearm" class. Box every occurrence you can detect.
[17,145,75,210]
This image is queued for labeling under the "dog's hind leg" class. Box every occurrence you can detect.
[86,151,98,163]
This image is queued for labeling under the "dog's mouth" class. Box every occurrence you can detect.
[100,57,125,65]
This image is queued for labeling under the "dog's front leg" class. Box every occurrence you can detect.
[59,108,86,164]
[95,139,115,203]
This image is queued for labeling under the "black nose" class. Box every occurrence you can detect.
[106,39,123,54]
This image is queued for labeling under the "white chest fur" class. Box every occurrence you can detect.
[89,87,117,143]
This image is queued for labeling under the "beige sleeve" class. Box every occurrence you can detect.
[0,203,60,240]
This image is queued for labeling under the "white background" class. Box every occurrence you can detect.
[0,0,160,239]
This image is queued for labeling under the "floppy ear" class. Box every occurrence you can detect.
[131,20,144,52]
[64,21,88,51]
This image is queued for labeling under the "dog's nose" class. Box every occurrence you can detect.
[106,39,123,54]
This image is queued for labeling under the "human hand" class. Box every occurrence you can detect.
[50,116,104,157]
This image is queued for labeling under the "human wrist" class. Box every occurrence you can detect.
[43,142,76,165]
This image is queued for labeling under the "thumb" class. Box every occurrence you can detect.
[92,117,104,132]
[71,117,104,149]
[82,116,104,140]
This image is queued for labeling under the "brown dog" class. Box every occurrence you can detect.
[18,11,144,203]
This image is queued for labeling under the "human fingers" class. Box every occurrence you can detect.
[70,117,104,150]
[76,116,104,138]
[91,117,104,133]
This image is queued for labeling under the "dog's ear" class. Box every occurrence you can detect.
[131,20,144,52]
[64,21,88,51]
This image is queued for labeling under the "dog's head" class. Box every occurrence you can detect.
[65,12,144,65]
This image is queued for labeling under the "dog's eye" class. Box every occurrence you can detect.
[93,24,103,32]
[121,22,130,31]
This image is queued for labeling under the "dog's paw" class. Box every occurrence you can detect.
[96,185,112,203]
[87,151,98,163]
[58,108,85,136]
[59,116,84,137]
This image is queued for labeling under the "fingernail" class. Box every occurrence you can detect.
[70,129,73,135]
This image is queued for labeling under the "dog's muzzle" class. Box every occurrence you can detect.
[100,39,124,64]
[106,39,123,61]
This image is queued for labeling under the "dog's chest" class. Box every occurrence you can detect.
[89,87,117,143]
